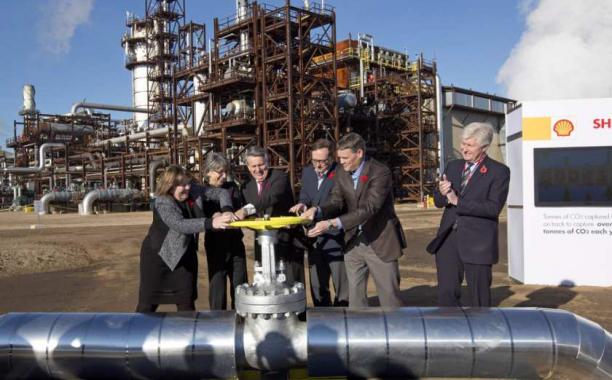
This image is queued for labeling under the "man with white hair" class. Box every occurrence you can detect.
[427,122,510,307]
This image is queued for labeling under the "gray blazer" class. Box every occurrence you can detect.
[155,186,231,270]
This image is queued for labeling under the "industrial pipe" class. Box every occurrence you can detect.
[39,121,95,136]
[308,307,612,379]
[436,73,445,173]
[148,158,168,198]
[92,126,185,147]
[0,311,237,379]
[79,188,142,215]
[39,191,75,215]
[0,143,65,174]
[70,102,152,115]
[0,308,610,379]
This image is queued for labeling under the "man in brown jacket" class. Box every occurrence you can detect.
[304,133,407,307]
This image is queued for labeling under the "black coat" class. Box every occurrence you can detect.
[298,163,344,256]
[139,200,198,305]
[202,182,245,260]
[427,156,510,265]
[242,168,306,257]
[242,169,296,245]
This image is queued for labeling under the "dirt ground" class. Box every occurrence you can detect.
[0,207,610,333]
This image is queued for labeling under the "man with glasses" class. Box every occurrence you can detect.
[290,139,348,307]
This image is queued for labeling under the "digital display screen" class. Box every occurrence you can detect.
[534,146,612,207]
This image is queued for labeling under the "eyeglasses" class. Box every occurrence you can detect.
[311,158,330,165]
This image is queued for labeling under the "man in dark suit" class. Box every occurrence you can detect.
[304,133,407,308]
[290,139,348,307]
[428,122,510,307]
[242,146,305,285]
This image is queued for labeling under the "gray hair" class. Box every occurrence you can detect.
[245,146,269,163]
[336,132,366,153]
[462,122,494,147]
[204,152,229,174]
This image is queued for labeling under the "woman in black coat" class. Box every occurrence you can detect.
[136,165,234,312]
[201,153,249,310]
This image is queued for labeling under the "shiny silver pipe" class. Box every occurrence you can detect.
[79,188,142,215]
[0,308,610,379]
[70,102,151,115]
[0,312,236,379]
[1,143,65,174]
[308,307,612,379]
[40,191,75,215]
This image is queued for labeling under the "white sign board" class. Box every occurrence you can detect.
[506,98,612,286]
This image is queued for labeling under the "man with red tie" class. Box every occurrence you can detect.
[427,122,510,307]
[242,146,305,285]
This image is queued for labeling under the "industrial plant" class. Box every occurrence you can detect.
[0,0,467,214]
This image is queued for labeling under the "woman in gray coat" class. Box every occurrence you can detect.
[136,165,234,312]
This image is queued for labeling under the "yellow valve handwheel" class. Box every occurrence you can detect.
[229,216,310,231]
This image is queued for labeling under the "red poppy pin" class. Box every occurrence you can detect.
[327,171,336,180]
[186,198,195,208]
[359,175,369,183]
[480,165,488,174]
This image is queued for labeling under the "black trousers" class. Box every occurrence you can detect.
[435,230,492,307]
[205,240,248,310]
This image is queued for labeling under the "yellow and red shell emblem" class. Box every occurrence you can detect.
[553,119,574,137]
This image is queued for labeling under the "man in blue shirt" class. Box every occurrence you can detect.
[304,133,406,308]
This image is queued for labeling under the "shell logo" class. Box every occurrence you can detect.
[553,119,574,137]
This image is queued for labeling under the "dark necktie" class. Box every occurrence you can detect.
[460,162,474,191]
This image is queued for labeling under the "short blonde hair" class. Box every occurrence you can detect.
[155,165,189,197]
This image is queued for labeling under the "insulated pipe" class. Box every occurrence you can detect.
[308,307,612,379]
[0,308,610,379]
[40,122,95,136]
[39,191,75,215]
[92,126,185,147]
[436,73,445,173]
[148,158,168,197]
[70,102,151,115]
[0,312,237,379]
[1,143,65,174]
[79,188,142,215]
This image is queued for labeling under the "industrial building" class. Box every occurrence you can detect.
[0,0,512,213]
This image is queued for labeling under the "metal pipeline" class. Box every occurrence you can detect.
[70,102,151,115]
[92,126,184,147]
[79,188,142,215]
[308,307,612,379]
[0,143,65,174]
[0,308,609,379]
[39,191,76,215]
[0,312,237,379]
[148,158,168,198]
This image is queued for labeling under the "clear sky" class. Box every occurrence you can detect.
[0,0,525,148]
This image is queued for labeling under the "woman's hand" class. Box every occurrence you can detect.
[212,212,233,229]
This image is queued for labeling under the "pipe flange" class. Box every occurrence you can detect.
[235,282,306,318]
